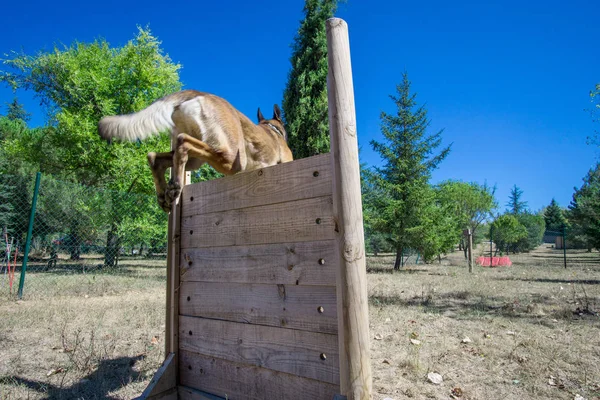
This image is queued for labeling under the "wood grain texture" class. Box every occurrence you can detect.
[179,282,338,334]
[181,153,332,217]
[327,18,373,400]
[179,240,337,286]
[179,316,339,384]
[181,196,335,249]
[179,351,340,400]
[145,388,177,400]
[178,385,226,400]
[138,353,176,399]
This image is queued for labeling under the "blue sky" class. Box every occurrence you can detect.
[1,0,598,212]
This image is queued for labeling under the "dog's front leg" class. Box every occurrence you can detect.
[165,134,189,208]
[147,151,174,213]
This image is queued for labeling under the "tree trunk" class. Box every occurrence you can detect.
[394,246,403,270]
[104,222,119,267]
[463,242,469,260]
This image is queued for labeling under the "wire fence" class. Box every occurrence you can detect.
[0,172,168,299]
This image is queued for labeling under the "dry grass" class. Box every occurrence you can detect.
[369,245,600,400]
[0,246,598,400]
[0,263,166,399]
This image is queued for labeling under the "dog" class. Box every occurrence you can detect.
[98,90,294,212]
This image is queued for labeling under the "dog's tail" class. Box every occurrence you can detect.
[98,90,200,142]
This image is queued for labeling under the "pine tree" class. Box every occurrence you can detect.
[544,198,566,232]
[5,98,31,122]
[568,163,600,250]
[368,72,451,269]
[506,184,528,214]
[282,0,337,159]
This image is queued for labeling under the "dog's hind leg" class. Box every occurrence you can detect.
[166,133,240,206]
[147,151,174,213]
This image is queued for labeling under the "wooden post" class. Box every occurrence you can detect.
[463,228,473,273]
[326,18,373,400]
[165,145,191,357]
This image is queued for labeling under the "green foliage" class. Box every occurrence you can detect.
[0,26,182,192]
[490,214,528,254]
[367,73,451,268]
[435,180,497,256]
[191,164,224,184]
[515,212,545,252]
[568,163,600,250]
[282,0,337,159]
[506,184,528,215]
[543,198,566,232]
[5,98,31,122]
[413,186,458,262]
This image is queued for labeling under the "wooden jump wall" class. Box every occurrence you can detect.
[138,18,372,400]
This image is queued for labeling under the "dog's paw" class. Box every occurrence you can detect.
[165,180,182,205]
[157,193,171,213]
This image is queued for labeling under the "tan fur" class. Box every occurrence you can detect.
[98,90,293,212]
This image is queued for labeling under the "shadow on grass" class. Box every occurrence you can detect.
[0,355,145,400]
[22,262,166,277]
[494,277,600,285]
[369,291,584,324]
[366,267,428,274]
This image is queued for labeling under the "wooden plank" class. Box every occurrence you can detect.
[179,282,338,334]
[180,240,337,286]
[179,351,340,400]
[327,18,373,400]
[137,353,176,400]
[181,153,332,217]
[178,385,226,400]
[179,316,339,384]
[146,388,177,400]
[181,196,335,249]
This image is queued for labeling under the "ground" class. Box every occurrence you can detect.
[0,245,598,400]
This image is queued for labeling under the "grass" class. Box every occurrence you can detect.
[0,257,166,399]
[0,246,598,399]
[369,245,600,400]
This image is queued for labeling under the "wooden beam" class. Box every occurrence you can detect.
[326,17,373,400]
[179,351,340,400]
[136,353,177,400]
[180,281,338,334]
[180,196,335,249]
[181,153,332,217]
[179,316,340,384]
[180,240,338,286]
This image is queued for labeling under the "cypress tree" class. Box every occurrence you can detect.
[282,0,337,159]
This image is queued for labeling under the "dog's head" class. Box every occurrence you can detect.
[257,105,288,141]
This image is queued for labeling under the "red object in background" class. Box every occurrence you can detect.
[477,256,512,267]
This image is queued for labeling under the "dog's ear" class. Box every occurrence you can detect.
[273,104,282,122]
[257,108,265,122]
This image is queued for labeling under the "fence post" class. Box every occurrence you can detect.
[18,172,41,299]
[490,225,493,259]
[562,225,567,269]
[326,17,373,400]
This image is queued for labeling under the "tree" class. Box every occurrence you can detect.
[1,27,182,266]
[568,163,600,250]
[506,184,528,214]
[544,198,566,232]
[368,73,451,269]
[282,0,338,159]
[516,212,545,252]
[5,98,31,122]
[0,26,181,193]
[490,214,528,255]
[435,180,497,259]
